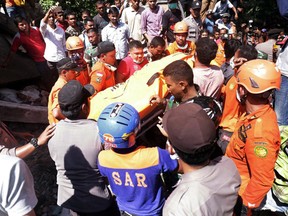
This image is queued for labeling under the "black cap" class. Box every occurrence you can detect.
[57,57,82,72]
[96,41,115,56]
[58,80,95,117]
[163,103,216,154]
[191,0,201,9]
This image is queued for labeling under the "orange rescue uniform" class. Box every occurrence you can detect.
[166,41,196,56]
[219,76,245,132]
[90,61,116,93]
[48,77,67,124]
[226,104,280,208]
[76,68,90,86]
[212,41,225,67]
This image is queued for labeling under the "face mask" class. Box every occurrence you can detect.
[133,59,144,64]
[70,53,81,62]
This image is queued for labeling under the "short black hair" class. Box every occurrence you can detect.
[219,28,228,34]
[96,0,105,6]
[150,36,165,48]
[14,15,26,26]
[224,39,242,59]
[128,40,143,50]
[83,17,93,25]
[195,38,218,65]
[108,6,119,15]
[81,9,91,15]
[163,60,194,86]
[65,11,76,19]
[174,143,216,165]
[87,27,98,34]
[237,45,258,60]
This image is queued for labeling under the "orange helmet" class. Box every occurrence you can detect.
[66,36,84,51]
[236,59,281,94]
[174,22,188,34]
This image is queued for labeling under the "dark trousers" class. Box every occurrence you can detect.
[69,200,120,216]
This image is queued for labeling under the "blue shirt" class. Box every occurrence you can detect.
[98,146,178,216]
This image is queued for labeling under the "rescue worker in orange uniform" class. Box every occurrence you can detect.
[218,45,258,154]
[225,59,281,215]
[166,22,196,56]
[66,36,90,86]
[90,41,116,93]
[48,57,80,124]
[211,28,228,67]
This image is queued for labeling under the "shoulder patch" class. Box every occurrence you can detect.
[254,146,268,158]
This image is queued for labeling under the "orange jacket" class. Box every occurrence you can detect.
[166,41,196,56]
[76,69,90,86]
[213,41,225,67]
[226,104,280,208]
[219,76,245,132]
[48,77,67,124]
[90,61,116,93]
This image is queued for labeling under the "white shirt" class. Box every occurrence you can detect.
[121,6,145,42]
[276,41,288,76]
[213,0,234,15]
[0,155,37,215]
[101,21,130,60]
[40,20,66,62]
[79,30,92,49]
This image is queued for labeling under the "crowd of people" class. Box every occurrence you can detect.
[1,0,288,215]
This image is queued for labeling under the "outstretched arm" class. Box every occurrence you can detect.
[15,124,56,158]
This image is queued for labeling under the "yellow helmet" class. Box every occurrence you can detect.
[236,59,281,94]
[174,22,188,34]
[66,36,84,51]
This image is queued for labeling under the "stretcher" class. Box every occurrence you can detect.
[88,53,192,119]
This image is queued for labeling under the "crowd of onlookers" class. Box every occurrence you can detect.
[1,0,288,215]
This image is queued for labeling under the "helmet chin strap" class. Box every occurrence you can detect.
[236,88,247,104]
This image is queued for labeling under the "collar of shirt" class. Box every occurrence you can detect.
[242,104,271,121]
[108,21,120,28]
[104,63,117,71]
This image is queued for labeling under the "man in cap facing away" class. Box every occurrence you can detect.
[48,80,120,215]
[90,41,117,93]
[162,103,240,216]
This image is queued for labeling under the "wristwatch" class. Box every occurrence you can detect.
[30,138,39,148]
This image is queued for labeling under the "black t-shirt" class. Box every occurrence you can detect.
[162,9,182,43]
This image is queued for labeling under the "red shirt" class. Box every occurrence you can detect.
[56,21,68,31]
[11,26,46,62]
[117,56,148,82]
